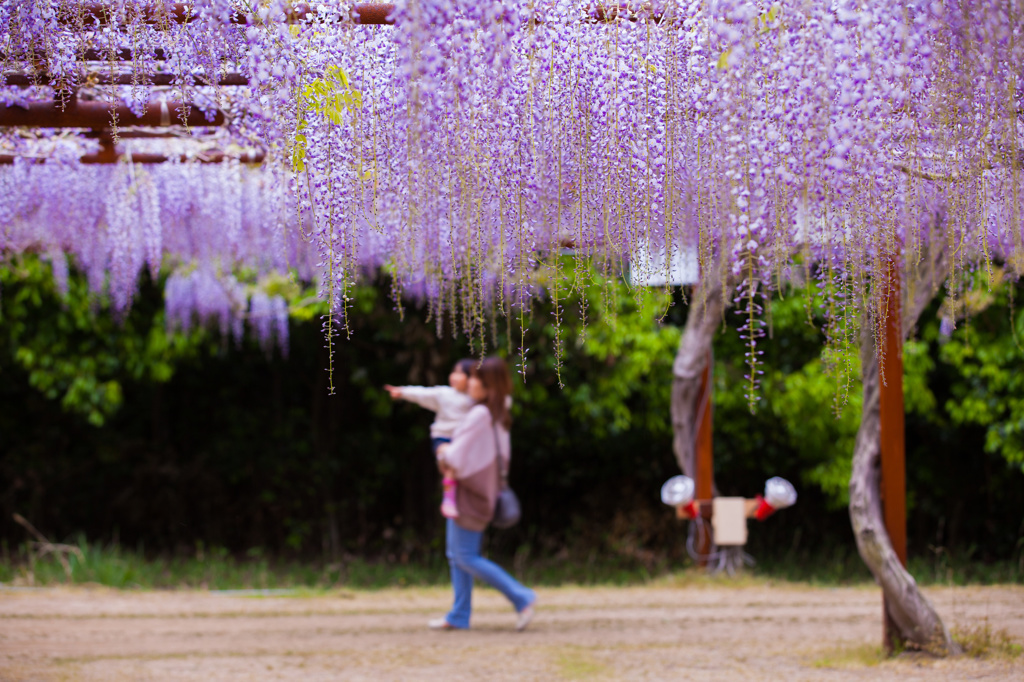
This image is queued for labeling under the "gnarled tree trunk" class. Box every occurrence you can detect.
[849,236,960,654]
[671,275,728,478]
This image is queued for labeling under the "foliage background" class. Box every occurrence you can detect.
[1,255,1023,581]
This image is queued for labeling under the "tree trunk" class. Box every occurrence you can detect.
[671,276,727,478]
[849,236,960,654]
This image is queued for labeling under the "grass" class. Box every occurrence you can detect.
[812,620,1023,667]
[812,643,887,669]
[952,619,1024,659]
[751,544,1024,586]
[0,539,449,590]
[748,545,874,585]
[1,538,1021,591]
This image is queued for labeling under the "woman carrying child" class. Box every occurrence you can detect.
[430,356,536,632]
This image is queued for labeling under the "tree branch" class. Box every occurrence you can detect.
[13,513,84,581]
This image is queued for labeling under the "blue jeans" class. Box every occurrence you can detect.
[431,437,451,455]
[445,518,535,629]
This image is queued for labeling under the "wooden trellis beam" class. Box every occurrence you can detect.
[66,2,663,27]
[69,2,395,26]
[0,100,225,127]
[0,127,262,164]
[3,72,249,87]
[0,149,264,165]
[0,2,667,73]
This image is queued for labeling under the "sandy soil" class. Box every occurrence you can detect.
[1,581,1022,681]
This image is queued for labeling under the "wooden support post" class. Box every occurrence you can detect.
[695,351,714,566]
[879,258,907,652]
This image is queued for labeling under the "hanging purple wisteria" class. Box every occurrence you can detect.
[256,0,1023,400]
[0,156,308,352]
[2,1,1022,384]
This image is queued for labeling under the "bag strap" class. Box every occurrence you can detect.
[492,423,508,489]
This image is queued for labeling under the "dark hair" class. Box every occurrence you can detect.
[453,358,475,376]
[471,356,512,430]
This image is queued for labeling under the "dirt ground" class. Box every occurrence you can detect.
[1,581,1022,681]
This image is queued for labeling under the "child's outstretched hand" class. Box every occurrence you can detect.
[383,385,403,400]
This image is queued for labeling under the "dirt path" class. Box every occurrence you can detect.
[1,581,1022,680]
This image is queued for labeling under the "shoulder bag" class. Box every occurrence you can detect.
[491,426,521,529]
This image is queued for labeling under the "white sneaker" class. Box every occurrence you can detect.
[515,603,536,632]
[428,617,456,631]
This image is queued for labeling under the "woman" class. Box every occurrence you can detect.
[432,356,536,631]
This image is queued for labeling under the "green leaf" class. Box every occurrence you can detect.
[716,47,732,71]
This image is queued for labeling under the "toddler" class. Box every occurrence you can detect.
[385,359,475,518]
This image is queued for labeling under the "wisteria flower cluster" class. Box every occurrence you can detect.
[0,157,307,352]
[2,1,1022,381]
